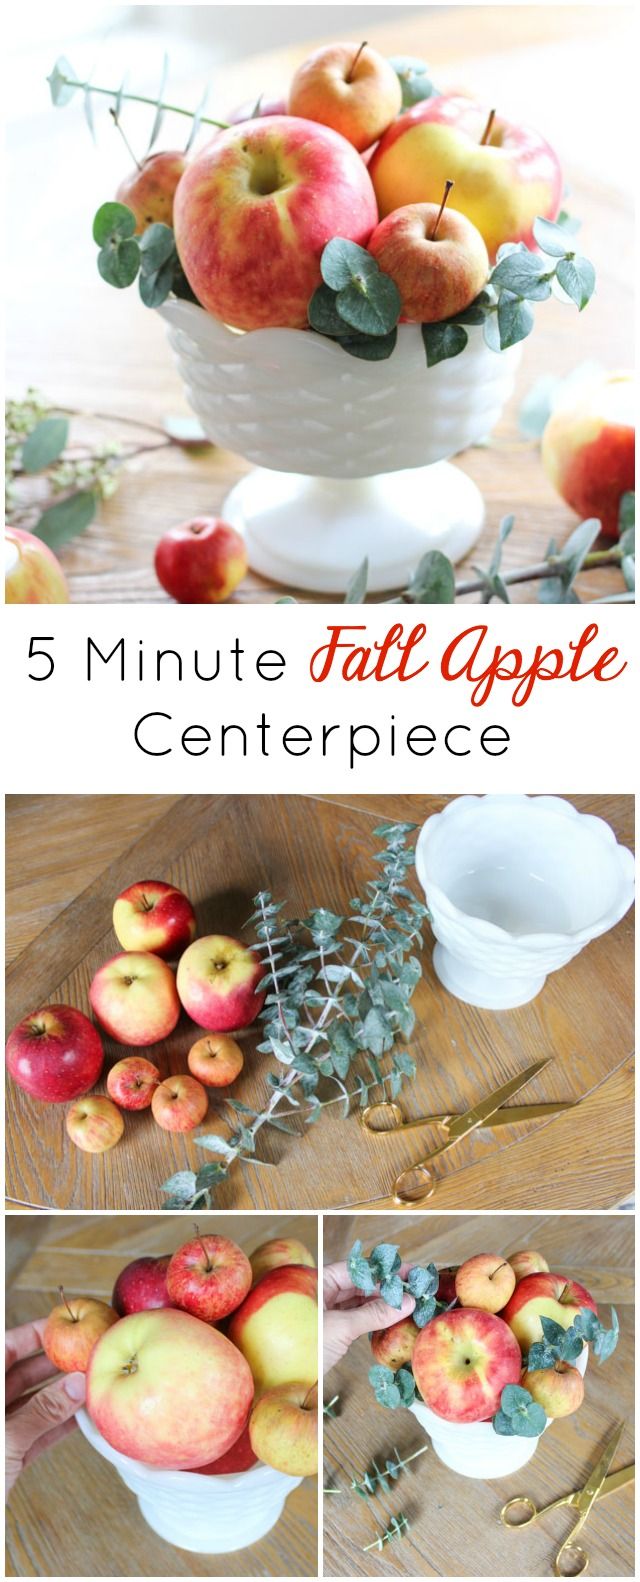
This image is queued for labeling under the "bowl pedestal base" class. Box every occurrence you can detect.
[433,942,547,1010]
[135,1487,292,1553]
[223,461,484,594]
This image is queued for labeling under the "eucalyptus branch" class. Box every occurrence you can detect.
[363,1513,410,1552]
[47,61,228,130]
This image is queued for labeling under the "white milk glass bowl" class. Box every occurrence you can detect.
[157,300,521,593]
[415,794,635,1010]
[76,1408,303,1554]
[409,1346,588,1479]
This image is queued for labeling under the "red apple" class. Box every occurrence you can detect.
[5,527,69,604]
[521,1359,584,1419]
[370,94,562,260]
[151,1073,208,1132]
[249,1237,316,1285]
[502,1274,598,1352]
[173,116,378,330]
[193,1417,257,1474]
[112,1255,173,1316]
[187,1033,244,1088]
[116,150,187,234]
[228,1265,318,1391]
[176,934,265,1032]
[227,94,287,124]
[89,952,180,1046]
[249,1381,318,1476]
[66,1095,124,1153]
[508,1249,549,1281]
[541,371,635,540]
[43,1292,119,1373]
[106,1056,160,1111]
[6,1005,104,1103]
[87,1308,254,1469]
[455,1254,516,1314]
[370,1315,420,1370]
[412,1307,521,1423]
[112,879,197,960]
[154,517,248,604]
[437,1266,459,1305]
[288,42,402,152]
[167,1234,252,1322]
[367,197,488,322]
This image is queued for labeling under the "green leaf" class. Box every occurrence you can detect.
[139,257,175,306]
[493,1409,516,1436]
[139,222,176,273]
[379,1274,404,1308]
[336,272,401,336]
[33,490,96,549]
[395,1367,416,1404]
[556,516,601,581]
[496,292,535,350]
[348,1242,377,1296]
[21,417,69,474]
[370,1244,402,1280]
[593,1307,619,1363]
[540,1316,567,1347]
[368,1365,401,1409]
[344,558,369,603]
[501,1384,533,1414]
[47,57,78,107]
[159,1170,196,1199]
[526,1340,558,1370]
[93,202,137,245]
[618,491,635,533]
[407,1264,438,1299]
[556,255,596,310]
[147,52,169,152]
[308,284,349,337]
[195,1163,227,1191]
[532,215,576,257]
[338,330,397,361]
[406,548,456,603]
[196,1134,236,1160]
[185,82,211,154]
[412,1294,437,1327]
[84,85,96,142]
[421,321,468,367]
[389,55,437,108]
[622,555,635,591]
[490,251,553,300]
[321,238,378,292]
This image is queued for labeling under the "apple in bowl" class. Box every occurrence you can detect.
[370,1315,420,1370]
[250,1237,316,1285]
[412,1307,521,1422]
[508,1249,549,1280]
[176,935,265,1032]
[521,1359,585,1419]
[6,1004,104,1102]
[112,880,197,960]
[288,42,402,152]
[112,1255,173,1316]
[167,1234,252,1322]
[228,1265,318,1391]
[194,1417,257,1475]
[501,1273,598,1350]
[44,1292,119,1372]
[368,195,489,322]
[116,150,187,233]
[89,952,180,1045]
[455,1254,516,1314]
[249,1382,318,1477]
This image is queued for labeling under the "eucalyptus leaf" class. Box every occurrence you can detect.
[139,257,175,307]
[84,86,96,142]
[490,251,553,299]
[185,82,210,153]
[556,255,596,310]
[21,417,69,474]
[159,1170,196,1199]
[421,321,468,367]
[339,329,397,361]
[93,202,137,245]
[556,516,601,579]
[336,273,401,336]
[321,238,378,292]
[344,557,369,603]
[308,284,349,337]
[139,222,176,273]
[389,54,436,108]
[33,490,96,548]
[379,1275,404,1308]
[47,58,78,107]
[98,238,141,289]
[496,292,535,350]
[406,548,456,603]
[147,52,169,152]
[532,215,576,257]
[196,1134,236,1160]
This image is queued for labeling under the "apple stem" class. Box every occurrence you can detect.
[302,1381,317,1410]
[108,107,142,170]
[346,41,368,83]
[193,1223,213,1272]
[430,180,454,241]
[480,107,496,146]
[59,1286,78,1323]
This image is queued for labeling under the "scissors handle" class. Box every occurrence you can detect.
[553,1541,589,1577]
[500,1493,574,1529]
[361,1101,449,1135]
[391,1160,437,1206]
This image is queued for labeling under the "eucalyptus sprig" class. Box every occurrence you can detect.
[47,57,226,144]
[351,1443,429,1498]
[493,1384,547,1438]
[363,1512,410,1552]
[526,1306,619,1371]
[92,205,196,308]
[158,822,427,1209]
[348,1241,440,1326]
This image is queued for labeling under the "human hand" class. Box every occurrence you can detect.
[5,1319,85,1498]
[323,1260,416,1374]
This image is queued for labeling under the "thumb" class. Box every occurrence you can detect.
[7,1372,85,1459]
[344,1290,416,1341]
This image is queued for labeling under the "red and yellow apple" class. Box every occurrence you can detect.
[154,517,248,605]
[288,42,402,153]
[112,1255,173,1316]
[437,1266,459,1305]
[250,1237,316,1285]
[187,1033,244,1088]
[112,880,197,960]
[412,1307,521,1422]
[521,1359,584,1419]
[508,1249,549,1281]
[370,1315,420,1370]
[176,935,265,1032]
[370,95,562,260]
[43,1293,119,1373]
[541,371,635,541]
[151,1073,208,1132]
[194,1417,257,1474]
[87,1308,254,1469]
[5,527,69,604]
[89,952,180,1046]
[167,1234,252,1322]
[228,1264,318,1391]
[106,1056,160,1110]
[367,198,488,321]
[116,150,187,233]
[501,1273,598,1351]
[6,1005,104,1102]
[66,1095,124,1153]
[249,1381,318,1476]
[455,1254,516,1314]
[173,116,378,330]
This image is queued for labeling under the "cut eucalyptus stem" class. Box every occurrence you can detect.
[49,69,228,129]
[453,547,624,596]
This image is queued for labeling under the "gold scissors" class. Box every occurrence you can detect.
[500,1423,631,1576]
[355,1056,555,1207]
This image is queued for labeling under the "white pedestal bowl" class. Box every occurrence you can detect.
[157,300,521,593]
[416,794,635,1010]
[76,1408,303,1554]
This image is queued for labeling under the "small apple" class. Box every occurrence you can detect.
[541,371,635,540]
[437,1266,458,1305]
[115,150,187,234]
[455,1254,516,1314]
[193,1417,257,1474]
[151,1074,208,1132]
[112,1254,173,1316]
[87,1308,254,1469]
[502,1273,598,1351]
[187,1033,244,1088]
[176,934,265,1032]
[106,1056,160,1110]
[367,191,489,322]
[370,1315,420,1370]
[167,1233,252,1322]
[250,1237,316,1285]
[66,1095,124,1153]
[89,952,180,1046]
[521,1359,584,1419]
[288,42,402,152]
[249,1381,318,1476]
[43,1290,119,1373]
[112,879,197,960]
[412,1307,521,1422]
[173,115,378,330]
[228,1265,318,1391]
[370,94,563,260]
[6,1005,104,1103]
[5,527,69,604]
[155,517,248,604]
[508,1249,549,1281]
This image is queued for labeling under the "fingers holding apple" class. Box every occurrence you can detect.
[112,880,197,959]
[43,1291,119,1373]
[167,1233,252,1322]
[249,1381,318,1477]
[187,1033,244,1088]
[288,42,402,152]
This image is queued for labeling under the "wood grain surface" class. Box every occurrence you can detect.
[5,7,633,603]
[5,793,634,1211]
[5,1212,318,1578]
[323,1213,634,1578]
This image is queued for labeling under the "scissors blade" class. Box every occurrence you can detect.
[598,1464,634,1499]
[446,1057,554,1142]
[576,1423,626,1516]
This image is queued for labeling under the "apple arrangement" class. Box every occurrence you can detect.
[6,1005,104,1102]
[248,1382,318,1477]
[43,1290,119,1372]
[112,1254,173,1315]
[112,880,197,960]
[115,150,187,233]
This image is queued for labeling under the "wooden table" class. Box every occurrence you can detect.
[5,1212,318,1578]
[323,1213,634,1577]
[6,7,633,603]
[5,793,634,1211]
